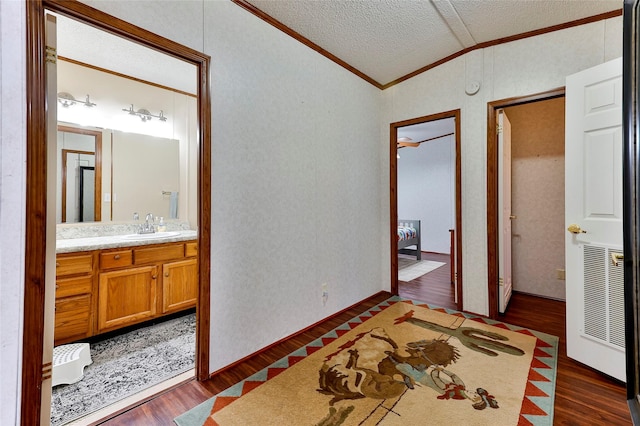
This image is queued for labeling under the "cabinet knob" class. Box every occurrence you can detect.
[165,272,169,277]
[56,262,60,267]
[114,254,121,260]
[152,275,157,280]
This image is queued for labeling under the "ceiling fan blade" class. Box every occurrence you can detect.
[398,142,420,147]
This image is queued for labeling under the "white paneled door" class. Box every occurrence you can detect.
[498,110,513,314]
[565,57,625,382]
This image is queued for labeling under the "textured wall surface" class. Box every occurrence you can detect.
[0,1,26,424]
[381,16,622,315]
[505,98,566,301]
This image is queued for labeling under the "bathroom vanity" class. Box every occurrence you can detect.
[54,230,197,345]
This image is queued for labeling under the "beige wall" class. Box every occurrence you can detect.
[505,98,566,300]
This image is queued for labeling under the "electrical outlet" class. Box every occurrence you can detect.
[557,269,565,280]
[321,283,328,306]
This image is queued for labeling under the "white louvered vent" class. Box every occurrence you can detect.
[583,245,625,349]
[608,248,625,348]
[583,246,606,341]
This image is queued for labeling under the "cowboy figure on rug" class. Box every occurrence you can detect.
[317,329,498,411]
[384,339,499,410]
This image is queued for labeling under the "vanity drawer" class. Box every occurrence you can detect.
[55,294,92,343]
[134,244,184,265]
[56,254,93,277]
[100,250,133,270]
[56,276,93,298]
[185,242,198,257]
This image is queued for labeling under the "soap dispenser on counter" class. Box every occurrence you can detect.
[157,217,166,232]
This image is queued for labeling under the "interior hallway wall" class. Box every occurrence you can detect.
[78,0,385,373]
[381,15,621,315]
[505,98,566,301]
[0,1,27,424]
[0,2,384,411]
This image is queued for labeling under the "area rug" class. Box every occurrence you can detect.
[398,258,446,282]
[175,297,558,426]
[51,312,195,425]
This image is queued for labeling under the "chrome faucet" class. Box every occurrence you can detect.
[138,213,156,234]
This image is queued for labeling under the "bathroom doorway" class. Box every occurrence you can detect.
[22,1,211,424]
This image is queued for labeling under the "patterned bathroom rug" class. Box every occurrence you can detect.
[51,312,195,425]
[175,297,557,426]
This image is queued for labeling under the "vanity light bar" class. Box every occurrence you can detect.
[122,104,167,122]
[57,92,97,108]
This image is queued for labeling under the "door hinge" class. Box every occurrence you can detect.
[42,361,52,382]
[498,277,504,286]
[496,124,503,135]
[45,45,57,64]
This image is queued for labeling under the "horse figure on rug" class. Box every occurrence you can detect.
[317,327,496,411]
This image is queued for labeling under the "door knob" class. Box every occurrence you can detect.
[611,253,624,267]
[567,224,587,234]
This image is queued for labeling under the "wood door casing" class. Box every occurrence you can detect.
[389,109,463,311]
[486,88,566,319]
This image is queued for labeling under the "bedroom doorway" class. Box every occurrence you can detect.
[390,110,462,311]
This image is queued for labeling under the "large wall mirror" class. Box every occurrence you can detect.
[57,124,182,224]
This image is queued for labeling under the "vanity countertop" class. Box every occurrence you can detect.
[56,230,198,254]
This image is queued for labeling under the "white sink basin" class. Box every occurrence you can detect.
[120,231,181,240]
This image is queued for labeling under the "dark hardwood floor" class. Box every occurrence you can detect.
[398,252,457,309]
[96,253,631,425]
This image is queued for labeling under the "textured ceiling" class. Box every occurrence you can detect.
[54,1,622,93]
[55,13,197,95]
[246,0,622,86]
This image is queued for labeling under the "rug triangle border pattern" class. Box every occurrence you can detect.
[175,296,558,426]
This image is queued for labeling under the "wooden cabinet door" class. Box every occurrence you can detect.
[98,265,158,332]
[162,258,197,314]
[54,294,92,344]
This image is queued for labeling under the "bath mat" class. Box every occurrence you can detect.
[52,312,195,425]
